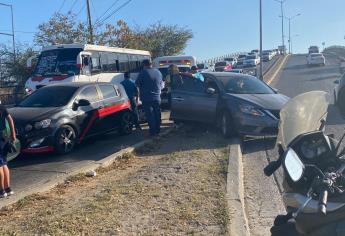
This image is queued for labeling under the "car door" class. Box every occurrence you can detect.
[97,84,123,131]
[170,75,218,123]
[75,85,104,141]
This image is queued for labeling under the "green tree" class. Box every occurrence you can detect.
[34,13,193,58]
[34,13,89,47]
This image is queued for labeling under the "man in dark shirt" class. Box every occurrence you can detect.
[0,105,16,198]
[121,72,141,130]
[136,59,164,136]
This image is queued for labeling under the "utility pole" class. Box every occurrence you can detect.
[0,3,15,62]
[86,0,94,44]
[259,0,263,80]
[283,13,301,54]
[274,0,286,54]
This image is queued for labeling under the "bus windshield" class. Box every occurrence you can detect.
[33,48,82,76]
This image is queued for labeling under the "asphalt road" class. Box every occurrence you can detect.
[242,54,344,236]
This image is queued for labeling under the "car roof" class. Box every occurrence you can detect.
[45,82,116,88]
[202,72,254,79]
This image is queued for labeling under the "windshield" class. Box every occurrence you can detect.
[220,75,274,94]
[246,55,257,59]
[19,86,78,107]
[238,55,247,58]
[277,91,329,149]
[215,62,226,67]
[33,48,82,76]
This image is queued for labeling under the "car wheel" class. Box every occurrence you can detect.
[220,112,237,138]
[119,111,134,135]
[55,125,76,154]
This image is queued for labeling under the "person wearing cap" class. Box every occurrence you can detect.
[135,59,164,137]
[121,72,141,130]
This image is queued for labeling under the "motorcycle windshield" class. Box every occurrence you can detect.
[277,91,329,149]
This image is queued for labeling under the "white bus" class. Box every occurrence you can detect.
[25,44,151,94]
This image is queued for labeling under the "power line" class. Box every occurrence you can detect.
[57,0,67,13]
[94,0,120,25]
[76,2,86,16]
[68,0,79,13]
[90,0,98,19]
[97,0,132,25]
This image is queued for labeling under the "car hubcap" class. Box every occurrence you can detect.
[59,128,75,152]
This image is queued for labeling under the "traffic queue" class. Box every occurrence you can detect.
[3,44,286,159]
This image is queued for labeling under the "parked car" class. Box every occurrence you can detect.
[307,53,325,66]
[243,54,260,67]
[214,61,232,72]
[170,72,289,137]
[9,82,134,155]
[236,54,248,66]
[262,51,273,61]
[224,57,237,67]
[197,63,212,72]
[251,49,259,54]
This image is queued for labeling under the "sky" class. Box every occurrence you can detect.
[0,0,345,61]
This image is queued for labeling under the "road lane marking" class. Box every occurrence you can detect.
[267,55,290,85]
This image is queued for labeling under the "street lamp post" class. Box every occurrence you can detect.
[274,0,286,54]
[0,3,15,62]
[259,0,263,80]
[284,13,301,54]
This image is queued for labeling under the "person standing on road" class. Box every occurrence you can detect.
[136,59,164,137]
[0,104,16,198]
[121,72,141,130]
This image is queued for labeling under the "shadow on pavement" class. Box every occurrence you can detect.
[242,137,276,155]
[9,124,174,169]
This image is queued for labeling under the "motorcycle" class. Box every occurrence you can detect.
[264,91,345,236]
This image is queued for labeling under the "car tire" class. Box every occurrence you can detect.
[119,111,134,135]
[220,112,237,138]
[55,125,77,155]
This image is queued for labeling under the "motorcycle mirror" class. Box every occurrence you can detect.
[284,148,305,182]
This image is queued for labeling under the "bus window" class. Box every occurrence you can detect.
[100,52,109,72]
[118,53,129,72]
[90,52,101,73]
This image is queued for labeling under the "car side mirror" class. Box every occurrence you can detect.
[334,80,340,85]
[206,87,216,95]
[73,99,90,110]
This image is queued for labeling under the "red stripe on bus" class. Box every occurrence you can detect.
[79,101,131,142]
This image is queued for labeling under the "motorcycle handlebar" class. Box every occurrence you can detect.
[318,190,328,216]
[264,160,281,176]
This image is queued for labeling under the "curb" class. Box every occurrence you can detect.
[0,125,177,209]
[226,138,250,236]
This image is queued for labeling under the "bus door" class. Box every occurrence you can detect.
[79,52,92,82]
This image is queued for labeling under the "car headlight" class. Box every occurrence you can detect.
[239,104,265,117]
[34,119,51,129]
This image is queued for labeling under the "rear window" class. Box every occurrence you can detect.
[99,84,118,99]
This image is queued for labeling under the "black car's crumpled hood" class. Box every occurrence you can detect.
[8,107,61,123]
[226,93,289,110]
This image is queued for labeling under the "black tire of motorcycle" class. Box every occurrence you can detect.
[271,223,301,236]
